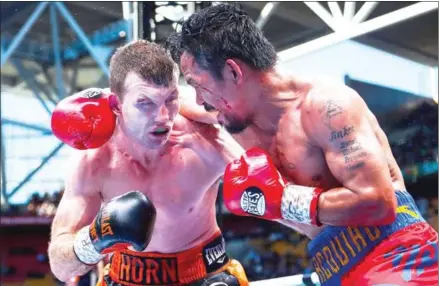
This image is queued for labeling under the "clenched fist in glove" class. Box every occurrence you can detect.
[223,148,324,226]
[73,191,156,265]
[51,88,117,150]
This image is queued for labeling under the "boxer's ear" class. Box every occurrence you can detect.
[108,94,122,116]
[224,59,242,85]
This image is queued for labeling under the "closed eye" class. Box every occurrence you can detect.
[187,78,198,88]
[137,99,155,107]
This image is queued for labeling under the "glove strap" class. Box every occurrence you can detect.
[281,184,323,226]
[73,225,105,265]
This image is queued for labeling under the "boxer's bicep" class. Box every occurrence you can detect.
[51,152,101,238]
[322,114,391,195]
[306,87,392,192]
[304,87,397,225]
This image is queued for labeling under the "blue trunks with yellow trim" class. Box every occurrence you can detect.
[308,190,426,285]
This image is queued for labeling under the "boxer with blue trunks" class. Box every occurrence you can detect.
[310,190,437,285]
[166,4,438,285]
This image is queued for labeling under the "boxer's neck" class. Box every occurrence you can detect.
[111,126,167,169]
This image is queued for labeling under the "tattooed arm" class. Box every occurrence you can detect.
[301,85,397,226]
[48,151,103,281]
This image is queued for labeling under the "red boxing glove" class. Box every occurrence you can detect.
[51,88,117,150]
[223,147,324,226]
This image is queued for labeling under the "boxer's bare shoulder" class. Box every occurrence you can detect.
[302,80,367,144]
[301,80,397,199]
[274,80,375,190]
[65,147,110,196]
[301,81,405,189]
[302,78,359,104]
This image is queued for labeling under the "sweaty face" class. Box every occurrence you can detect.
[180,52,252,134]
[118,72,179,148]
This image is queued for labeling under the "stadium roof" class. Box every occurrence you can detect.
[1,2,437,90]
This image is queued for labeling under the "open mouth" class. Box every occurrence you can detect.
[151,127,170,136]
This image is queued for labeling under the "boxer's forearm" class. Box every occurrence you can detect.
[180,97,218,124]
[48,234,96,282]
[213,126,245,166]
[218,137,245,164]
[317,187,396,226]
[278,183,395,227]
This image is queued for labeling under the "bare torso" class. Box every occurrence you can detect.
[91,115,224,253]
[232,79,406,238]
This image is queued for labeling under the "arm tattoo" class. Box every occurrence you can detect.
[340,140,362,156]
[346,162,365,171]
[321,100,343,130]
[340,139,367,171]
[329,126,355,141]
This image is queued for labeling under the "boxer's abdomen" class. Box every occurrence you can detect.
[100,144,223,254]
[144,192,220,253]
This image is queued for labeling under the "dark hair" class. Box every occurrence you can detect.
[165,4,277,79]
[109,40,177,97]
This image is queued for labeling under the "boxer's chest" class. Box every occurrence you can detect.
[102,146,219,213]
[273,111,339,189]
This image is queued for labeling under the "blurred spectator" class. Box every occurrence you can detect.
[3,189,63,218]
[390,127,438,167]
[27,192,43,216]
[38,192,58,217]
